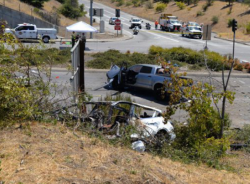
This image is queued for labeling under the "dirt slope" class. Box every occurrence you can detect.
[96,0,250,41]
[0,123,250,183]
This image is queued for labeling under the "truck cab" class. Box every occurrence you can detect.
[12,24,37,39]
[159,15,182,32]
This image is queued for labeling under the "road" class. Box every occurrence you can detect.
[51,69,250,128]
[74,0,250,62]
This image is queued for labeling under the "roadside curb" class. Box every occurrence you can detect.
[56,33,133,44]
[51,67,250,78]
[214,35,250,46]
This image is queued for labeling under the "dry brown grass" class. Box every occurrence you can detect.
[96,0,250,41]
[0,123,250,183]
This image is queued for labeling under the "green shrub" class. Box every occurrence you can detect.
[163,79,232,166]
[116,0,125,6]
[87,50,156,69]
[211,16,219,24]
[126,1,133,6]
[155,2,167,12]
[20,0,49,8]
[234,64,243,71]
[149,46,224,71]
[33,7,40,14]
[188,64,202,70]
[60,0,83,19]
[202,3,209,11]
[148,45,166,55]
[176,2,186,10]
[245,22,250,34]
[227,18,233,28]
[204,50,224,71]
[196,11,204,17]
[132,0,140,7]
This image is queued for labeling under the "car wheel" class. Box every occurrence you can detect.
[199,35,202,39]
[42,36,50,43]
[181,32,184,37]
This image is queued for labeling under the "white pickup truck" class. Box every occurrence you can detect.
[5,23,57,43]
[129,18,143,29]
[106,63,192,100]
[159,15,182,32]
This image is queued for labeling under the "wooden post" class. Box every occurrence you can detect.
[79,38,86,92]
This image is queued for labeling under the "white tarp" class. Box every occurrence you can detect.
[66,21,98,33]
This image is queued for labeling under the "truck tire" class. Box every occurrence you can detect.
[181,32,184,37]
[199,35,202,39]
[154,84,165,100]
[42,36,50,43]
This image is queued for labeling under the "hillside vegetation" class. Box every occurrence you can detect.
[1,123,250,183]
[96,0,250,41]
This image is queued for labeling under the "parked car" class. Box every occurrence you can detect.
[109,17,117,25]
[106,62,192,100]
[5,23,57,43]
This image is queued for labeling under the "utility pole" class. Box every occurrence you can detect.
[90,0,93,39]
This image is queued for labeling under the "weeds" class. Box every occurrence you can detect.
[211,16,219,24]
[155,2,166,13]
[176,2,186,10]
[196,11,204,17]
[245,22,250,34]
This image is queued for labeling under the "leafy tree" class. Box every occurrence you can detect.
[226,0,235,6]
[154,0,170,3]
[0,22,69,128]
[56,0,65,3]
[20,0,49,8]
[60,0,84,19]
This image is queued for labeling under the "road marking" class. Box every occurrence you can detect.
[239,80,245,84]
[141,30,179,42]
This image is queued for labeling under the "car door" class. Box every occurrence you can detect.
[15,26,26,39]
[135,66,153,89]
[27,26,36,38]
[126,65,142,86]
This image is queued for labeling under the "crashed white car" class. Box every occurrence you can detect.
[83,101,176,152]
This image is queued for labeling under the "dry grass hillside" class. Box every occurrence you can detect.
[96,0,250,41]
[0,122,250,183]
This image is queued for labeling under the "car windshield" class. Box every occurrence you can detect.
[133,19,140,22]
[170,20,179,24]
[189,22,199,26]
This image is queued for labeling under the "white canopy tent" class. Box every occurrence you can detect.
[66,21,98,33]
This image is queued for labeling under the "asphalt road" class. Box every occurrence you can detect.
[76,0,250,62]
[51,69,250,128]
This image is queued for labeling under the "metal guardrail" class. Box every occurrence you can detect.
[70,40,80,103]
